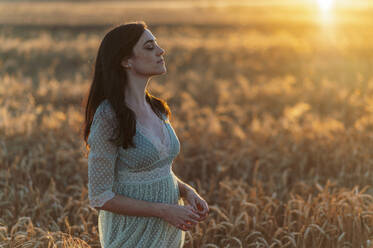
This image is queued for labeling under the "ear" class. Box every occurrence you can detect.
[120,59,129,68]
[120,56,133,68]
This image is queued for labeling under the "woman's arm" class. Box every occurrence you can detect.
[95,195,169,219]
[98,175,195,217]
[175,175,196,198]
[175,175,209,220]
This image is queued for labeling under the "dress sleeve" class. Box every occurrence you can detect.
[87,102,119,208]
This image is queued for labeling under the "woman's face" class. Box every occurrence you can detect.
[123,29,166,76]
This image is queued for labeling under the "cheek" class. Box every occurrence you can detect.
[135,52,154,64]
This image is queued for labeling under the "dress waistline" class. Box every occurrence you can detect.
[116,170,175,185]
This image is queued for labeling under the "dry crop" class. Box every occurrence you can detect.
[1,1,373,247]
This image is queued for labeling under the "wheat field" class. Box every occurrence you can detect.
[1,1,373,247]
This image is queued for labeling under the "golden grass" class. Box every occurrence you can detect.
[1,1,373,247]
[1,1,373,26]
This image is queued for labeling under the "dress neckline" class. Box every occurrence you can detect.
[136,117,167,147]
[135,118,172,160]
[135,112,171,154]
[125,100,167,146]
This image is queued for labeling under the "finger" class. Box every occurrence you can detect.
[194,198,200,210]
[188,199,197,209]
[178,224,188,231]
[187,205,198,217]
[193,214,204,222]
[186,204,196,211]
[198,212,206,218]
[193,205,199,213]
[182,222,193,229]
[201,212,209,219]
[202,208,208,216]
[201,202,209,215]
[198,211,206,219]
[188,204,198,212]
[177,223,188,231]
[188,218,199,226]
[189,210,201,220]
[188,209,203,221]
[191,207,201,215]
[186,219,198,225]
[195,205,205,215]
[196,216,205,222]
[193,200,207,216]
[189,213,201,222]
[198,201,208,215]
[191,213,201,220]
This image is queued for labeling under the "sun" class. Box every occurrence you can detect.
[316,0,335,11]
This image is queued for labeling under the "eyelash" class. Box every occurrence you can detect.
[146,47,154,50]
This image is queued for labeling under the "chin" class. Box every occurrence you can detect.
[146,66,167,76]
[157,67,167,75]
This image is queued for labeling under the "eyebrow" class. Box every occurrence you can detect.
[143,39,157,46]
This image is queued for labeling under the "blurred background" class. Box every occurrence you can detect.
[1,0,373,247]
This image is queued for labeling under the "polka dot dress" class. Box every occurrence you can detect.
[87,99,185,248]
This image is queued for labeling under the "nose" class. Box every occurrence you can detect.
[158,46,165,56]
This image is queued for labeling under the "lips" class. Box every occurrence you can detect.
[157,59,164,63]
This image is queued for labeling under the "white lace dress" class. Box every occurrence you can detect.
[87,99,185,248]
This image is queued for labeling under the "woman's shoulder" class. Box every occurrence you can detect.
[95,99,116,120]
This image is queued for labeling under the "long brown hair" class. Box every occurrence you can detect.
[82,21,171,150]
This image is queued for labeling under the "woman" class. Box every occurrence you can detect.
[82,21,209,247]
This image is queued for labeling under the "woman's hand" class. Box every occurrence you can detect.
[184,188,209,221]
[160,204,201,231]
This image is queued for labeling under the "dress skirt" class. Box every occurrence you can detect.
[98,172,185,248]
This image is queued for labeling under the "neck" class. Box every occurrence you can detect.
[124,72,152,112]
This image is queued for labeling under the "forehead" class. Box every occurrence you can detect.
[138,29,156,44]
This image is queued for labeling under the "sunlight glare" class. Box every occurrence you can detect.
[316,0,334,11]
